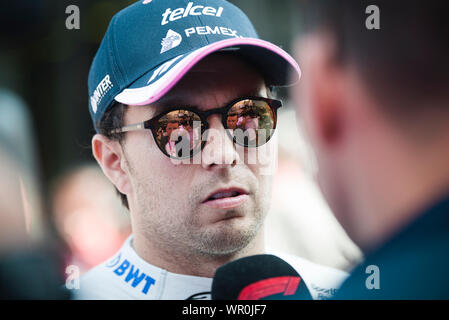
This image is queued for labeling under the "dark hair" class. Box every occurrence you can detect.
[97,102,130,210]
[298,0,449,117]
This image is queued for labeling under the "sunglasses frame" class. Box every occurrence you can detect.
[110,96,282,159]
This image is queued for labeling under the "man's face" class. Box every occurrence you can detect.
[292,34,380,248]
[226,115,238,129]
[292,35,349,232]
[165,122,179,138]
[120,54,274,257]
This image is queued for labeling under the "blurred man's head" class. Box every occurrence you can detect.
[0,89,45,250]
[293,0,449,251]
[51,164,131,271]
[0,145,28,251]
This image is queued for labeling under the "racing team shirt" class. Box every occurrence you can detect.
[74,235,348,300]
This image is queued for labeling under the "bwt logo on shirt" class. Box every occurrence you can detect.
[110,258,156,295]
[161,2,224,25]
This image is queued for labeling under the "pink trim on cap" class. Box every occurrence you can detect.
[115,38,301,106]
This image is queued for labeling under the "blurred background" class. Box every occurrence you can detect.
[0,0,361,278]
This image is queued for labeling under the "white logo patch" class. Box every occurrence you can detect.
[161,2,223,26]
[160,29,182,54]
[184,25,241,38]
[148,54,184,84]
[90,74,113,113]
[90,96,98,113]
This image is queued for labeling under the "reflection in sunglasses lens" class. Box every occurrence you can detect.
[154,100,276,159]
[227,100,275,147]
[157,110,202,159]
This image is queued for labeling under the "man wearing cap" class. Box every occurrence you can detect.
[77,0,347,300]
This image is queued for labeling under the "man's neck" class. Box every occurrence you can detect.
[131,228,265,278]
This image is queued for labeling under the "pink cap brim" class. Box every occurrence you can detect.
[114,38,301,106]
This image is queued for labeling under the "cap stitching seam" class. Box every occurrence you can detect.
[195,9,211,44]
[109,12,128,87]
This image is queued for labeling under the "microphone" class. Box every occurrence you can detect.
[212,254,313,300]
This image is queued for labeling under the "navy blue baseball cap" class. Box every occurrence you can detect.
[88,0,301,132]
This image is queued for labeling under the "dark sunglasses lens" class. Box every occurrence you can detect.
[155,110,203,159]
[226,99,275,147]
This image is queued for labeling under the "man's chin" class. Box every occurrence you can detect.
[194,220,260,256]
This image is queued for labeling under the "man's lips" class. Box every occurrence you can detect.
[202,188,249,209]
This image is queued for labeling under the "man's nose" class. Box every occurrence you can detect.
[201,114,240,170]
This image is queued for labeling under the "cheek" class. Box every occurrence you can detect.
[244,135,278,177]
[125,133,195,197]
[124,132,171,191]
[296,94,314,143]
[315,156,345,219]
[253,173,273,214]
[125,131,165,167]
[245,141,276,197]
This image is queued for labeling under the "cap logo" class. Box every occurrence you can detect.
[148,54,184,84]
[90,74,113,113]
[161,2,223,26]
[160,29,182,54]
[184,25,241,38]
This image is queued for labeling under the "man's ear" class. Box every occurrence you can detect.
[294,33,346,148]
[92,134,131,195]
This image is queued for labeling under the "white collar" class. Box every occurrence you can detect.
[102,235,213,299]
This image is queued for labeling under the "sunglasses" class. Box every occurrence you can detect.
[110,96,282,160]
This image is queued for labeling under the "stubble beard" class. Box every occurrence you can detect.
[136,181,267,260]
[123,144,270,263]
[188,206,266,257]
[129,175,267,260]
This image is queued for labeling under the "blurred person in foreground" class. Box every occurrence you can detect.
[0,89,69,299]
[293,0,449,299]
[76,0,348,300]
[51,164,131,274]
[265,108,362,272]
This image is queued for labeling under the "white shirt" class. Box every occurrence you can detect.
[74,235,348,300]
